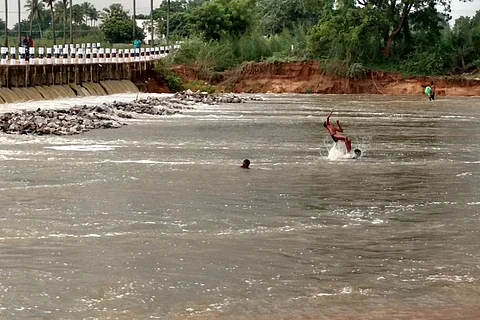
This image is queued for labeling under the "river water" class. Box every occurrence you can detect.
[0,94,479,319]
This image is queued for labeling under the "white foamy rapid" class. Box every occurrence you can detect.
[327,142,358,160]
[0,93,173,113]
[44,145,120,152]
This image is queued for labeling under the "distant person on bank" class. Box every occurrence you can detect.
[22,35,30,58]
[425,81,435,101]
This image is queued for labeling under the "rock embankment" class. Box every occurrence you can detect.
[0,91,254,135]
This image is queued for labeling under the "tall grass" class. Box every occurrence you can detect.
[171,25,309,77]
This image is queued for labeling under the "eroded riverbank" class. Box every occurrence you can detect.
[171,61,480,96]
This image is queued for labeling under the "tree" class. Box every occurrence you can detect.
[72,4,85,25]
[351,0,472,58]
[100,4,144,43]
[257,0,323,34]
[43,0,56,44]
[87,7,99,26]
[25,0,45,37]
[153,0,191,38]
[189,0,255,41]
[0,19,6,45]
[54,0,69,43]
[80,2,95,25]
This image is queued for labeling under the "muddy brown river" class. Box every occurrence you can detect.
[0,94,479,319]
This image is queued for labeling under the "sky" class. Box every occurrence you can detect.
[2,0,480,28]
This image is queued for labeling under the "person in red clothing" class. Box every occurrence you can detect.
[323,111,352,152]
[28,36,34,48]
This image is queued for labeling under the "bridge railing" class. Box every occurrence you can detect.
[0,43,180,65]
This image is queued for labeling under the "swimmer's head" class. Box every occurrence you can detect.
[354,148,362,158]
[323,121,327,128]
[241,159,250,169]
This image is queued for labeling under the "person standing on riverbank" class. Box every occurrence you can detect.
[425,81,435,101]
[429,81,435,100]
[324,111,352,152]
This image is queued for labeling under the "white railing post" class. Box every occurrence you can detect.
[46,47,52,64]
[62,46,68,64]
[112,48,117,63]
[78,48,84,64]
[10,47,16,65]
[1,47,7,65]
[119,49,124,63]
[19,47,25,65]
[86,48,91,64]
[70,47,76,64]
[130,48,135,62]
[38,47,44,64]
[99,48,104,63]
[134,48,139,61]
[54,47,60,64]
[105,48,111,63]
[29,47,35,64]
[92,47,98,63]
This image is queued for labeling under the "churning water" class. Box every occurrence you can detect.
[0,94,479,319]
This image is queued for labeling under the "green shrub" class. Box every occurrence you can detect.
[154,61,184,92]
[347,62,368,79]
[320,58,349,78]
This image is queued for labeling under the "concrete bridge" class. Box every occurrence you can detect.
[0,44,175,104]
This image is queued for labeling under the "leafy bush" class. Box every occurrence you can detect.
[347,63,368,79]
[154,61,184,92]
[320,58,349,78]
[400,49,449,76]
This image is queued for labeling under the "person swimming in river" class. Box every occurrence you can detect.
[323,111,352,152]
[240,159,250,169]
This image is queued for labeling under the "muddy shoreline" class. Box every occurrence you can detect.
[169,61,480,96]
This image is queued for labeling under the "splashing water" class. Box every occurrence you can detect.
[327,142,360,160]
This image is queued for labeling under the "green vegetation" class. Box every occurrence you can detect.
[100,4,145,43]
[154,60,184,92]
[2,0,479,79]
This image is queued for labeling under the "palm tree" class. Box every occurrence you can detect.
[4,0,8,46]
[43,0,56,45]
[25,0,45,38]
[87,7,99,26]
[72,4,85,25]
[80,2,93,25]
[54,0,68,44]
